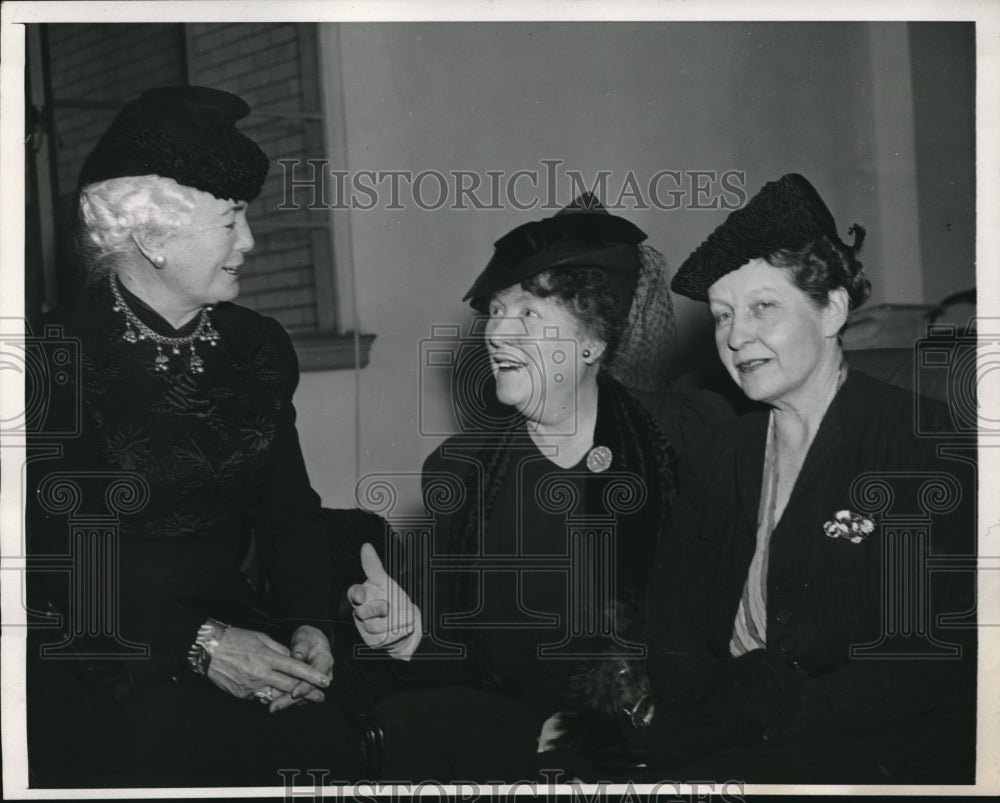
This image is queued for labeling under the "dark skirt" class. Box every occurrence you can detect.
[372,686,548,783]
[621,712,975,785]
[27,653,364,788]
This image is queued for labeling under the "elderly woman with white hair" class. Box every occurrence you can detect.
[26,86,362,787]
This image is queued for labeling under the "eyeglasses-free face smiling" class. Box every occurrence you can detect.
[484,286,594,427]
[156,192,255,316]
[708,258,845,411]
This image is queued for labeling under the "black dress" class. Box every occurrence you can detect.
[371,377,677,781]
[25,279,363,787]
[634,370,977,784]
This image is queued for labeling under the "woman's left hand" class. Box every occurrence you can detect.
[268,625,334,713]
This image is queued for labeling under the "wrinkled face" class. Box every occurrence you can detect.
[484,285,595,426]
[157,190,254,313]
[708,259,838,408]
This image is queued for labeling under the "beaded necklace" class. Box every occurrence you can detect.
[109,275,220,374]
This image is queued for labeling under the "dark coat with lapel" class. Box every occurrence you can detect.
[635,369,976,783]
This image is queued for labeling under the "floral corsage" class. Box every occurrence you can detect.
[823,509,876,543]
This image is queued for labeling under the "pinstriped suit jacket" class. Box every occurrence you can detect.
[637,369,976,778]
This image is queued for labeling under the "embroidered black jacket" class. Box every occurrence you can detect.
[26,280,333,691]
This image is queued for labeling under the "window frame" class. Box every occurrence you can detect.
[27,21,372,371]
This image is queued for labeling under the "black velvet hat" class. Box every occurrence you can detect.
[671,173,860,302]
[79,86,269,202]
[463,194,648,311]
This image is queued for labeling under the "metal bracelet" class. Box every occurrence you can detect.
[186,618,230,677]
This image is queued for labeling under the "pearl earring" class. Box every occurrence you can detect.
[582,348,591,359]
[153,254,165,267]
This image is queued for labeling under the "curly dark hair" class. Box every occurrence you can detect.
[765,226,871,311]
[521,265,632,364]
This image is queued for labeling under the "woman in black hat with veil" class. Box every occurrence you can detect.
[348,196,686,780]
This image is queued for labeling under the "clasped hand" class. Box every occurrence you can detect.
[207,624,333,713]
[348,542,422,660]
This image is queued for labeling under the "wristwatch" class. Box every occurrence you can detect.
[186,618,229,677]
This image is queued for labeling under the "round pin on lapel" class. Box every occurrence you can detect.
[586,445,613,473]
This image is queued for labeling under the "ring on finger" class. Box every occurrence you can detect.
[253,686,275,704]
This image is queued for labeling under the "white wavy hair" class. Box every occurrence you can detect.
[77,175,203,283]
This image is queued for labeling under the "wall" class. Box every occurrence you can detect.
[294,21,973,514]
[910,22,976,303]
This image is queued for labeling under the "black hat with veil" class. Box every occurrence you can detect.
[464,194,677,393]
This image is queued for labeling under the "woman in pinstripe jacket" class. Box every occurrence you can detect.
[552,173,976,784]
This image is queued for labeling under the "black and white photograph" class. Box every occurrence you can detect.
[0,0,996,798]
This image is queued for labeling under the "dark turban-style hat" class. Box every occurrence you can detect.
[79,85,269,202]
[671,173,864,302]
[463,193,648,311]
